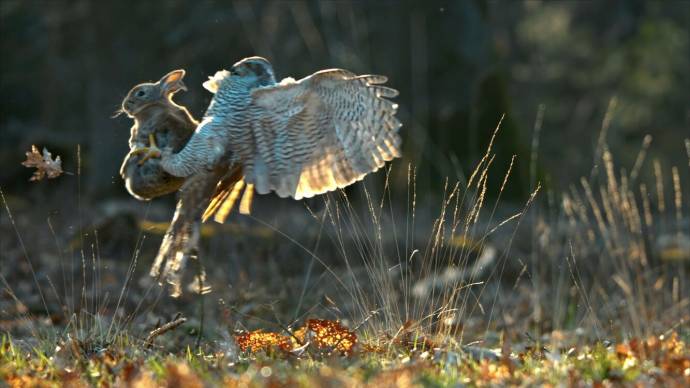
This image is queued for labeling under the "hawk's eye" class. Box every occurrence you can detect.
[136,90,146,97]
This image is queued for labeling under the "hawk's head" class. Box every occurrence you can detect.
[230,56,276,87]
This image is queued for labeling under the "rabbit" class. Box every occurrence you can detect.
[118,69,199,200]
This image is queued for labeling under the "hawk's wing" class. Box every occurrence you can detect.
[237,69,402,200]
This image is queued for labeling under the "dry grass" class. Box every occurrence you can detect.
[1,118,689,386]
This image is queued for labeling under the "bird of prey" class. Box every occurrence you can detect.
[150,56,402,295]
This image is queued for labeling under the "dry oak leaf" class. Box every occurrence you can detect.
[22,145,64,181]
[234,319,358,357]
[294,319,358,355]
[235,330,292,353]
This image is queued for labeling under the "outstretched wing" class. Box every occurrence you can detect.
[237,70,402,200]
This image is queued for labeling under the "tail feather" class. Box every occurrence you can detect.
[213,180,245,223]
[238,183,254,216]
[201,166,246,223]
[202,186,231,222]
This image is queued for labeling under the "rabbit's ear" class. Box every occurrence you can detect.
[160,69,187,94]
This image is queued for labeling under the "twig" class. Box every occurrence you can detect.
[144,315,187,349]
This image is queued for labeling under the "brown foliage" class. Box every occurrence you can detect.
[235,330,293,354]
[295,319,358,356]
[21,145,64,181]
[235,319,357,356]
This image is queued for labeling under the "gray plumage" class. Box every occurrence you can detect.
[160,56,402,200]
[153,57,402,295]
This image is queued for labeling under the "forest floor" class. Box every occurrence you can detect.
[2,138,690,386]
[2,189,688,387]
[1,317,689,386]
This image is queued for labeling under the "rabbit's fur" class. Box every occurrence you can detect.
[119,70,198,200]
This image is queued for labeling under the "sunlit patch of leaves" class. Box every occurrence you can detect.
[235,319,357,356]
[235,330,292,354]
[2,331,690,386]
[294,319,358,355]
[21,145,64,181]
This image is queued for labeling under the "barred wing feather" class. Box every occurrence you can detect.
[241,69,402,200]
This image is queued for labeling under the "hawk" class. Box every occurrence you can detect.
[151,56,402,295]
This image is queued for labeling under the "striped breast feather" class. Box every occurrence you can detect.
[242,69,402,200]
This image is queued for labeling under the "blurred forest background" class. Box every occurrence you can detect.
[1,0,690,353]
[2,2,690,382]
[2,0,688,201]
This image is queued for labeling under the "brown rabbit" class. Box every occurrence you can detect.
[119,70,198,200]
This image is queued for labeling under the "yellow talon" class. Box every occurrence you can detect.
[148,133,158,149]
[135,134,162,165]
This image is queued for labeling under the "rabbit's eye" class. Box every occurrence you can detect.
[136,90,146,97]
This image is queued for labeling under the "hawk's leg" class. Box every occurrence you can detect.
[131,134,162,165]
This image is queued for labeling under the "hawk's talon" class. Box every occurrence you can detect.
[134,134,162,165]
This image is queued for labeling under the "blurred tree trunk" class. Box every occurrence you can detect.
[81,1,123,197]
[421,0,532,199]
[41,2,61,133]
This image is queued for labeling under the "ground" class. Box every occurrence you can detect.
[2,323,689,386]
[2,137,689,386]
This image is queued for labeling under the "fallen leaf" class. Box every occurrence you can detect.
[295,319,357,355]
[22,145,64,181]
[235,330,292,353]
[234,319,358,357]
